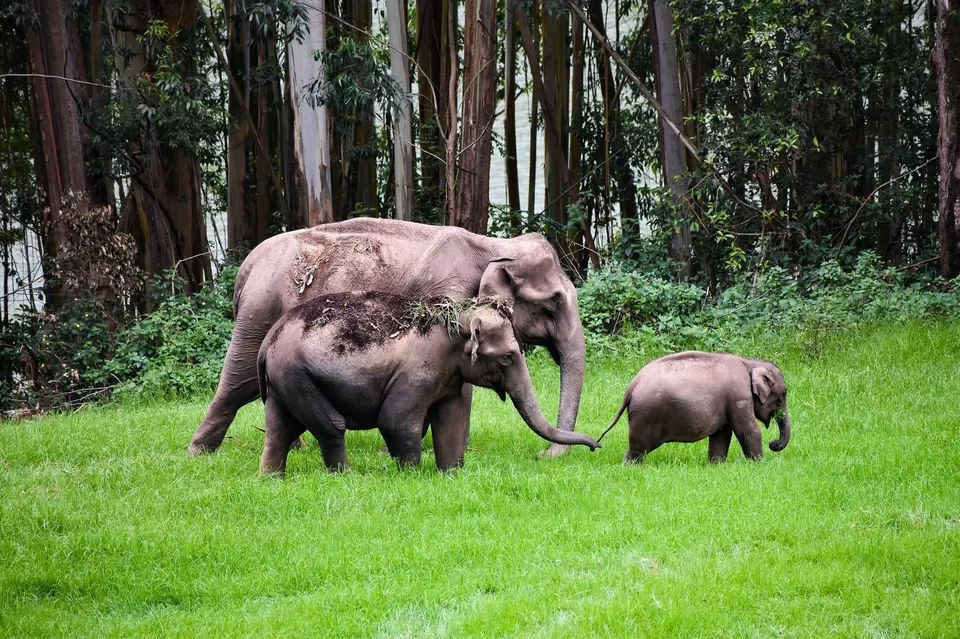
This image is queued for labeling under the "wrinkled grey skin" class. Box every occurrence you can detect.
[257,296,599,474]
[188,219,585,459]
[598,351,791,464]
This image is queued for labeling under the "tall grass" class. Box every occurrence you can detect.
[1,322,958,636]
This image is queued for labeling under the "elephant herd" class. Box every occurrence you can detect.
[187,218,791,474]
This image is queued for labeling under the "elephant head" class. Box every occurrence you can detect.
[745,359,791,452]
[478,235,586,445]
[458,306,598,451]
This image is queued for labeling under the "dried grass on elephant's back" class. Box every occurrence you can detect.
[285,292,512,355]
[291,292,438,354]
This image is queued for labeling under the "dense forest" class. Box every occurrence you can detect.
[1,0,959,408]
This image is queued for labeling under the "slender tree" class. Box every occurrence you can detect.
[649,0,691,279]
[934,0,960,278]
[541,2,570,255]
[386,0,414,221]
[456,0,499,233]
[504,0,522,222]
[288,0,334,227]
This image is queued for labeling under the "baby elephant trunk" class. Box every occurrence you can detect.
[508,357,600,451]
[769,409,791,452]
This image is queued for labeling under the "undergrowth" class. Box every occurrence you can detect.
[2,251,958,410]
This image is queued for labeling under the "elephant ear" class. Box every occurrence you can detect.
[478,257,517,303]
[751,367,773,404]
[468,315,483,364]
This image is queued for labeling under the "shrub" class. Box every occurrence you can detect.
[106,267,237,399]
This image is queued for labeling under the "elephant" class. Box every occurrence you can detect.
[597,351,791,464]
[256,292,599,474]
[188,219,586,460]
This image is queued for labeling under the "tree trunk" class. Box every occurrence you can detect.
[444,0,458,225]
[541,3,569,254]
[877,0,903,257]
[515,8,600,270]
[587,0,638,225]
[121,0,210,293]
[387,0,414,221]
[934,0,960,278]
[569,14,586,273]
[416,0,447,223]
[649,0,691,279]
[24,0,107,306]
[353,0,378,218]
[227,1,259,251]
[526,0,540,219]
[287,1,334,227]
[504,0,522,224]
[455,0,498,234]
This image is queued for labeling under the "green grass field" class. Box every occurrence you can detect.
[2,322,959,637]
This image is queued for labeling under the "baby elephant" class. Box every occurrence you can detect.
[598,351,791,463]
[257,292,599,474]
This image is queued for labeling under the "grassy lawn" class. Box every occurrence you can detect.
[2,321,959,637]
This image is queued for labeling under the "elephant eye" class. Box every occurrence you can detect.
[546,292,563,314]
[498,354,513,367]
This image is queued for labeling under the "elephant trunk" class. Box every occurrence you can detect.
[508,355,599,450]
[555,321,586,434]
[769,409,791,452]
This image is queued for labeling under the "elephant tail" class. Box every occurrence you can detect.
[257,345,268,404]
[597,394,630,443]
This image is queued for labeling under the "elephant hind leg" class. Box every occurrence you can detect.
[286,385,350,472]
[260,396,305,476]
[623,423,661,465]
[708,426,733,463]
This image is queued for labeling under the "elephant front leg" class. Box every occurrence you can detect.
[379,399,428,468]
[189,322,267,455]
[732,411,763,460]
[428,384,472,472]
[708,426,733,463]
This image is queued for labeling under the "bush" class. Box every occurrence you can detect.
[577,252,960,359]
[106,267,237,399]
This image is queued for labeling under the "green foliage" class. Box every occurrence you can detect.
[577,253,960,358]
[0,267,236,411]
[106,268,238,399]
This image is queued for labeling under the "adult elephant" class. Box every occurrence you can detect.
[188,218,586,462]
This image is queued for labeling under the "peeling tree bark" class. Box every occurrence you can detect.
[287,2,334,227]
[386,0,414,221]
[24,0,107,305]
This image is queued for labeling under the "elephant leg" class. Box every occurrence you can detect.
[379,398,428,468]
[708,426,733,463]
[623,424,660,465]
[260,396,305,476]
[428,385,472,472]
[732,412,763,460]
[189,321,267,455]
[312,428,349,472]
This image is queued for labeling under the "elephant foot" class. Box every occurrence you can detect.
[538,443,571,458]
[186,442,219,456]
